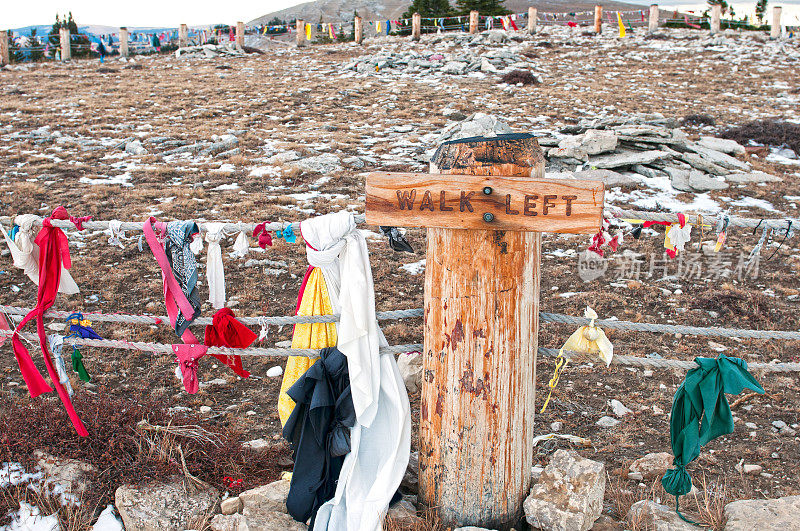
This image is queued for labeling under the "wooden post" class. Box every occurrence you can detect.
[296,19,306,47]
[594,5,603,34]
[771,6,782,39]
[236,21,245,47]
[59,27,71,61]
[0,31,9,66]
[354,16,363,44]
[119,27,129,57]
[528,7,538,34]
[179,24,188,48]
[412,13,421,41]
[710,4,721,34]
[648,4,659,32]
[365,136,604,528]
[469,10,479,34]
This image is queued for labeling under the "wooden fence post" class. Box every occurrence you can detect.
[365,137,604,528]
[710,4,721,34]
[119,27,129,57]
[771,6,782,39]
[0,31,9,66]
[469,10,479,34]
[648,4,659,32]
[296,19,306,47]
[179,24,188,48]
[354,16,363,44]
[236,21,245,47]
[412,13,421,41]
[594,5,603,34]
[59,27,71,61]
[528,7,538,34]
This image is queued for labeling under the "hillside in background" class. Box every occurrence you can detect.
[249,0,648,25]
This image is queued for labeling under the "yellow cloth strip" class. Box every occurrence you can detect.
[277,267,337,427]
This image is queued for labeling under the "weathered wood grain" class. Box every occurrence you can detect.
[418,135,543,529]
[365,171,603,233]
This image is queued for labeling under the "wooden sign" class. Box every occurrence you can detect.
[366,172,604,233]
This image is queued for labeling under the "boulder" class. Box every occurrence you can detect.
[125,140,148,156]
[91,505,124,531]
[402,451,419,492]
[698,136,746,155]
[397,351,423,393]
[581,130,618,155]
[386,498,421,525]
[523,450,605,531]
[115,477,220,531]
[626,500,697,530]
[596,416,620,428]
[680,152,728,175]
[590,150,670,169]
[34,449,97,496]
[688,172,729,191]
[221,496,242,515]
[686,144,750,171]
[437,113,513,144]
[441,61,468,75]
[724,496,800,530]
[548,169,638,187]
[549,145,589,162]
[627,452,673,481]
[291,154,341,174]
[663,167,693,192]
[486,30,509,43]
[210,511,307,531]
[239,479,291,516]
[724,171,782,183]
[480,58,497,73]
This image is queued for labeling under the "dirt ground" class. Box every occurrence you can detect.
[1,26,799,529]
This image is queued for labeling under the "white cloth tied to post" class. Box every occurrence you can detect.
[106,220,126,248]
[231,231,249,258]
[204,223,226,309]
[1,214,79,294]
[301,211,411,531]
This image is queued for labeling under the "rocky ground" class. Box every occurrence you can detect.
[1,24,799,530]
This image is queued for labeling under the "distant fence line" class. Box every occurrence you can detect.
[0,5,793,66]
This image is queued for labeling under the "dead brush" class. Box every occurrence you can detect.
[721,118,800,154]
[0,480,97,530]
[384,507,446,531]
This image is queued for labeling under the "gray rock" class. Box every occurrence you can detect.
[397,351,422,393]
[590,150,670,169]
[549,169,637,187]
[266,151,300,164]
[581,130,618,155]
[402,451,419,492]
[680,152,728,175]
[455,527,497,531]
[125,140,148,156]
[627,500,697,530]
[549,145,588,162]
[524,450,605,531]
[688,172,729,191]
[663,167,693,192]
[631,164,665,178]
[686,143,750,171]
[386,498,421,525]
[220,496,242,515]
[724,496,800,530]
[486,30,509,43]
[291,153,341,174]
[200,136,238,157]
[437,113,513,144]
[115,477,220,531]
[210,511,306,530]
[239,479,291,516]
[698,136,746,155]
[724,171,783,183]
[34,449,97,496]
[596,416,620,428]
[628,452,673,480]
[441,61,468,75]
[480,58,497,73]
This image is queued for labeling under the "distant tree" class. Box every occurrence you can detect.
[755,0,768,23]
[402,0,454,19]
[455,0,510,17]
[267,17,286,26]
[707,0,729,15]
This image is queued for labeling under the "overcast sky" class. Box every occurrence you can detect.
[5,0,308,28]
[5,0,799,28]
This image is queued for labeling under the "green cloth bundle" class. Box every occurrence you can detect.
[662,354,763,519]
[70,347,91,382]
